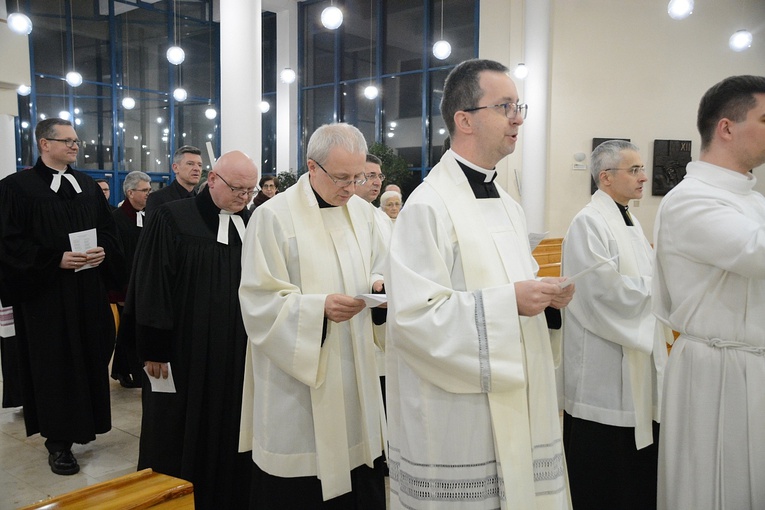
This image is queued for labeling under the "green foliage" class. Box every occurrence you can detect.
[276,171,298,192]
[368,142,412,193]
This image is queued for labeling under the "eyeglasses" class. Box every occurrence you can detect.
[45,138,84,148]
[606,166,647,176]
[216,173,256,198]
[314,160,367,187]
[365,172,386,182]
[131,188,152,194]
[261,183,277,189]
[462,102,528,120]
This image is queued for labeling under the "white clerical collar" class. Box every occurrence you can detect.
[50,169,83,194]
[217,210,245,245]
[136,210,145,227]
[449,149,496,183]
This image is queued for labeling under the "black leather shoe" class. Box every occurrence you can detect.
[48,449,79,475]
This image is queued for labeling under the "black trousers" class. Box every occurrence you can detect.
[563,412,659,510]
[250,456,386,509]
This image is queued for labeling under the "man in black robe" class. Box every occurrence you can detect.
[144,145,202,221]
[110,171,152,388]
[0,118,123,476]
[129,150,258,509]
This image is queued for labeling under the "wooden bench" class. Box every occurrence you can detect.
[19,469,194,510]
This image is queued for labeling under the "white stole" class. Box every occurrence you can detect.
[426,151,567,509]
[286,174,383,500]
[588,190,668,448]
[50,170,82,193]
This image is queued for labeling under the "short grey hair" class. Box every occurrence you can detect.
[173,145,201,165]
[590,140,640,185]
[306,123,367,164]
[123,171,151,193]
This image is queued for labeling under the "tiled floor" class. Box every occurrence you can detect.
[1,371,390,509]
[0,376,143,509]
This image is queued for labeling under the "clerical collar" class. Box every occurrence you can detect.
[450,152,499,199]
[614,201,634,227]
[450,150,497,182]
[311,183,337,208]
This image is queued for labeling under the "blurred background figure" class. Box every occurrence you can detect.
[380,190,402,222]
[249,175,279,211]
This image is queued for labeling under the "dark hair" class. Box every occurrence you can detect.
[697,75,765,150]
[35,118,73,151]
[173,145,202,165]
[441,59,509,136]
[94,178,109,185]
[366,154,382,166]
[259,175,279,188]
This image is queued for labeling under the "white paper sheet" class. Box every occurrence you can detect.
[355,294,387,307]
[68,228,97,272]
[143,363,177,393]
[559,255,619,288]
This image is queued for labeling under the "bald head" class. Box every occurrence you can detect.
[208,150,259,213]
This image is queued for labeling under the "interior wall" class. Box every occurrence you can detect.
[546,0,765,242]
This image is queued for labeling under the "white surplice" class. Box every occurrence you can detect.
[238,174,387,501]
[386,151,570,510]
[561,190,669,448]
[653,161,765,510]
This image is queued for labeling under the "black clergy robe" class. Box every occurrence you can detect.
[110,200,144,384]
[128,187,252,509]
[144,178,194,222]
[0,158,123,442]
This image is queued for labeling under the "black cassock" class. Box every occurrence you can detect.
[127,186,252,509]
[0,159,123,442]
[110,200,145,383]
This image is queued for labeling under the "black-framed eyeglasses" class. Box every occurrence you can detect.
[314,160,367,187]
[45,138,84,148]
[606,166,646,176]
[216,173,256,198]
[365,172,386,182]
[462,102,528,120]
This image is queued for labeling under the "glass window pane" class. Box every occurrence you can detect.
[384,0,423,75]
[174,102,219,169]
[429,69,450,166]
[341,82,376,147]
[302,86,336,156]
[303,3,336,86]
[341,0,375,83]
[119,92,173,174]
[262,94,277,175]
[263,13,277,94]
[382,73,422,168]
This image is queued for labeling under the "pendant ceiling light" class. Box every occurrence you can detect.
[260,101,271,113]
[513,63,529,80]
[65,5,82,87]
[363,0,378,100]
[167,0,185,64]
[667,0,694,20]
[729,29,753,51]
[173,87,188,102]
[280,68,297,84]
[432,0,451,60]
[121,12,135,110]
[8,11,33,35]
[17,84,32,96]
[321,2,343,30]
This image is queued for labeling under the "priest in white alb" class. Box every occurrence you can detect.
[386,59,574,509]
[239,123,388,509]
[653,75,765,510]
[561,140,670,510]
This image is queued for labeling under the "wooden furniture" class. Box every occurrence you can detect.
[19,469,194,510]
[532,238,562,277]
